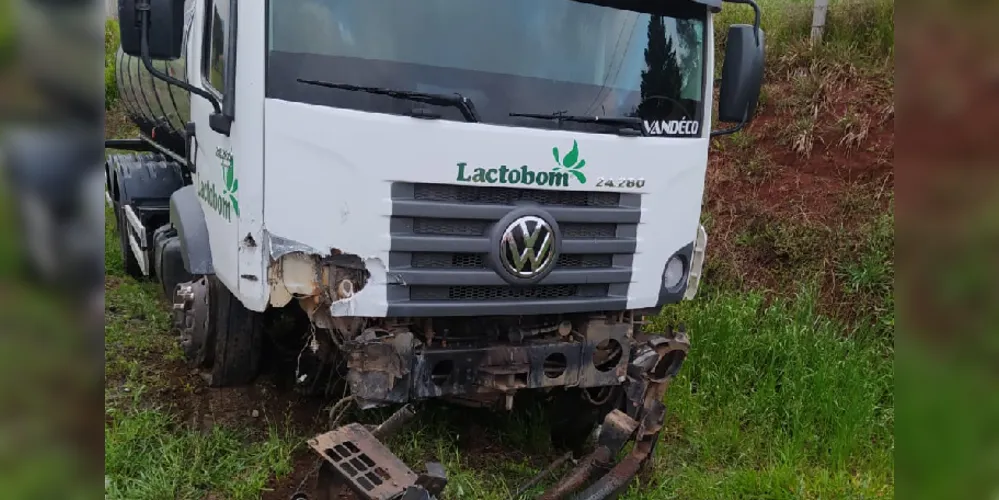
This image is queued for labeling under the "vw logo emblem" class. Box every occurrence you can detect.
[500,215,557,279]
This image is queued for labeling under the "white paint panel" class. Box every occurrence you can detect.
[190,0,239,305]
[264,99,709,317]
[233,0,269,311]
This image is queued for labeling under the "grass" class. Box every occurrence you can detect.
[838,201,895,337]
[626,287,894,499]
[736,214,831,271]
[105,408,298,500]
[652,290,892,469]
[106,19,120,108]
[715,0,894,72]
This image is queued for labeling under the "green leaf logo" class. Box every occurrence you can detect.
[224,159,235,191]
[562,140,579,168]
[551,140,586,183]
[222,157,240,218]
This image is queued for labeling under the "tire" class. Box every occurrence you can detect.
[205,275,264,387]
[115,202,144,278]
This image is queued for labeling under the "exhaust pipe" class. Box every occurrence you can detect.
[570,438,654,500]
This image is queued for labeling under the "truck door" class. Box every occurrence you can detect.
[190,0,240,295]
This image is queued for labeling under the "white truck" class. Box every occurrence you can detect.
[107,0,763,497]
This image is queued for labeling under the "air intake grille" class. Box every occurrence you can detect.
[411,219,617,239]
[411,253,613,269]
[413,218,489,236]
[414,183,621,207]
[410,285,609,301]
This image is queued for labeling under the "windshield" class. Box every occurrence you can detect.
[266,0,707,138]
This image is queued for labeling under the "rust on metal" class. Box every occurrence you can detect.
[371,403,416,440]
[570,401,666,500]
[649,331,690,383]
[602,409,639,440]
[536,323,689,500]
[538,446,613,500]
[309,423,418,500]
[514,451,573,499]
[572,436,655,500]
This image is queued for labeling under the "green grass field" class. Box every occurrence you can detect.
[103,1,894,497]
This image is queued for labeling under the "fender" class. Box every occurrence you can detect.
[170,185,214,275]
[108,153,186,208]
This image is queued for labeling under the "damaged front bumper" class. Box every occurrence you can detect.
[306,327,690,500]
[343,317,635,410]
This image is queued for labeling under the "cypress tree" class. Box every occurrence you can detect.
[638,15,683,118]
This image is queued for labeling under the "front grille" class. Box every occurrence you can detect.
[389,182,640,315]
[412,219,617,239]
[413,218,489,236]
[411,285,609,301]
[414,183,621,207]
[562,223,617,239]
[411,253,613,269]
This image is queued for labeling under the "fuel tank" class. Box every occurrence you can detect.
[114,2,194,154]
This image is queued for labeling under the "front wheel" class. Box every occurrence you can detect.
[175,275,264,387]
[206,275,265,387]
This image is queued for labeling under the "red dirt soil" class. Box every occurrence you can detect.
[703,65,894,296]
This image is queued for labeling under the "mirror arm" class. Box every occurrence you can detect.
[710,120,746,138]
[136,0,223,117]
[721,0,762,45]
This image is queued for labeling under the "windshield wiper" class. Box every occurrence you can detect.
[297,79,480,123]
[509,112,643,135]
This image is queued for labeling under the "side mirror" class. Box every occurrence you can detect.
[717,25,765,124]
[118,0,185,60]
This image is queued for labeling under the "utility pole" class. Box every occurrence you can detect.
[811,0,829,44]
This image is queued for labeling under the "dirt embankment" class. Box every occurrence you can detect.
[702,57,894,320]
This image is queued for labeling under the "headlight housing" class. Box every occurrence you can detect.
[683,225,708,301]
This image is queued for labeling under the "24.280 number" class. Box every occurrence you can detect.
[595,177,646,189]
